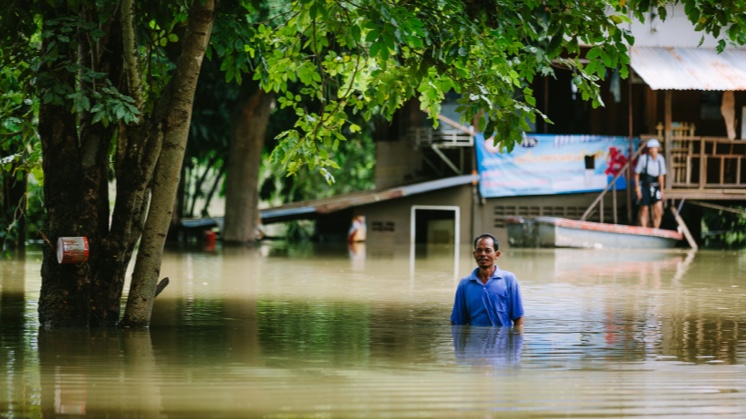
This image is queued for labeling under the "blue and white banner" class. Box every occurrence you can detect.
[475,133,638,198]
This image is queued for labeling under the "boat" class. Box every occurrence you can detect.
[504,216,683,249]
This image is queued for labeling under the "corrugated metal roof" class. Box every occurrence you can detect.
[178,175,478,229]
[260,174,479,223]
[630,46,746,91]
[179,175,479,228]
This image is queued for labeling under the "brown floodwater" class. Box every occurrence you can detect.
[1,242,746,418]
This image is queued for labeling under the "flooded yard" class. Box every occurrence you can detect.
[2,243,746,417]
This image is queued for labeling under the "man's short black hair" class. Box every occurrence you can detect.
[473,233,499,251]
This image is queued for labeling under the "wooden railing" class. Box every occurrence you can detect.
[640,135,746,190]
[408,114,474,149]
[408,127,474,148]
[407,115,475,175]
[583,133,746,225]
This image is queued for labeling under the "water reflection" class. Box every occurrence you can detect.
[1,246,746,417]
[1,254,36,418]
[347,242,366,271]
[37,329,162,417]
[409,242,460,281]
[548,248,693,285]
[512,248,746,366]
[452,326,523,367]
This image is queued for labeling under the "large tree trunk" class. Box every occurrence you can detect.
[36,4,111,328]
[120,0,216,327]
[223,88,274,245]
[37,0,215,329]
[37,60,92,328]
[37,5,130,329]
[79,13,127,327]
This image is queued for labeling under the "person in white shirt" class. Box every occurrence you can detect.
[633,139,667,228]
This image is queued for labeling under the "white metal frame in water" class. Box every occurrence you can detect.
[409,205,460,281]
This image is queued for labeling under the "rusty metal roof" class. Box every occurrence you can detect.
[179,175,479,229]
[259,174,479,223]
[630,46,746,91]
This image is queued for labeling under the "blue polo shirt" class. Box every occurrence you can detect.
[450,266,524,327]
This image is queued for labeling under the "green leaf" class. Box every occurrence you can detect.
[382,33,395,53]
[600,49,614,68]
[351,25,361,43]
[548,27,564,55]
[370,41,381,58]
[77,95,90,112]
[717,39,726,54]
[523,88,535,107]
[365,29,379,43]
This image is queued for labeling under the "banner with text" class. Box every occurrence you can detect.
[476,133,638,198]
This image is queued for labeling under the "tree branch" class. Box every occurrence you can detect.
[121,0,144,117]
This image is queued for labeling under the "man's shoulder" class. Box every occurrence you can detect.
[457,274,475,285]
[495,268,519,283]
[457,269,479,285]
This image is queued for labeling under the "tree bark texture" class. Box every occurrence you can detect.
[37,6,124,328]
[121,0,216,327]
[36,2,198,329]
[223,88,274,245]
[37,61,91,328]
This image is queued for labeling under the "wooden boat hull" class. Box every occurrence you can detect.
[506,216,683,249]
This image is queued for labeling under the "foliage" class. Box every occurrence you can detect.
[636,0,746,53]
[2,0,745,184]
[0,27,42,249]
[247,0,629,175]
[0,0,223,327]
[702,207,746,249]
[1,177,44,252]
[260,98,376,205]
[259,133,376,203]
[0,49,40,168]
[185,55,376,218]
[181,59,234,218]
[4,0,745,202]
[239,0,746,179]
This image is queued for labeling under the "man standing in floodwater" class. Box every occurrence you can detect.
[450,233,524,329]
[634,138,667,229]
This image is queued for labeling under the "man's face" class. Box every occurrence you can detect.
[473,237,500,269]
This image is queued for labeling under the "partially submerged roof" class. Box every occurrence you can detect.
[630,46,746,91]
[178,175,479,230]
[260,174,478,223]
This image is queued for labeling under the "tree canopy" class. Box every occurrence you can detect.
[243,0,746,177]
[4,1,746,181]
